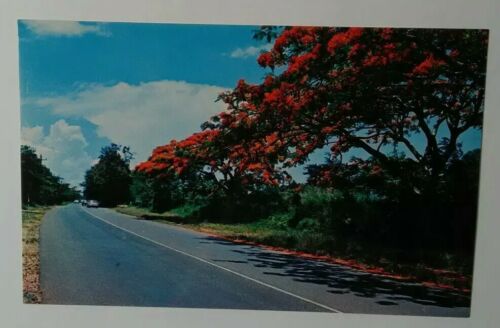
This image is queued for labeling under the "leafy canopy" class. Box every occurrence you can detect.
[83,144,133,206]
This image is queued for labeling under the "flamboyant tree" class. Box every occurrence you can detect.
[138,26,488,196]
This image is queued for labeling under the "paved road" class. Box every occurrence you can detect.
[40,204,470,316]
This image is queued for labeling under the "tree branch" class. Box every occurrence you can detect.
[396,136,423,162]
[347,134,390,164]
[414,107,439,160]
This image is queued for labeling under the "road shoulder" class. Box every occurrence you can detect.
[22,206,52,303]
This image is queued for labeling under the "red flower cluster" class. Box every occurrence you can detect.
[327,27,364,54]
[137,129,221,176]
[274,26,319,51]
[412,54,446,75]
[286,51,318,75]
[257,52,275,68]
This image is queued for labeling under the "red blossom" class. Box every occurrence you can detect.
[273,26,318,51]
[286,52,318,75]
[263,89,282,104]
[327,27,364,53]
[321,126,335,134]
[264,75,275,87]
[347,43,363,58]
[300,34,315,45]
[257,51,275,68]
[412,54,446,75]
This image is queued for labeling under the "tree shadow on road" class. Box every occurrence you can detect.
[197,236,470,309]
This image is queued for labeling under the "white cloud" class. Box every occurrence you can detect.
[228,44,272,58]
[21,126,44,145]
[22,20,109,37]
[21,120,93,187]
[32,80,228,168]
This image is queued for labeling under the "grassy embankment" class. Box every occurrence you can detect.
[114,205,472,292]
[22,206,51,303]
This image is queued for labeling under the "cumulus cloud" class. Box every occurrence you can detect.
[31,80,228,167]
[228,44,272,58]
[22,20,110,37]
[21,126,44,145]
[21,120,93,187]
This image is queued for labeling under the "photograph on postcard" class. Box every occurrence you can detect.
[19,20,488,317]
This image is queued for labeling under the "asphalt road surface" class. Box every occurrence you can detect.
[39,204,471,316]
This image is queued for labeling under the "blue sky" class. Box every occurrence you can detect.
[19,22,269,97]
[19,20,482,188]
[19,20,277,187]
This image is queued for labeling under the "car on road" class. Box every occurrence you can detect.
[86,200,99,208]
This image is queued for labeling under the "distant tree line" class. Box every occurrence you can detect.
[21,145,80,206]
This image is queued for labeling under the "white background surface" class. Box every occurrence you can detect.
[1,0,499,327]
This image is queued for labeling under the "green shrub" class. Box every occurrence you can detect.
[171,203,205,219]
[295,217,322,232]
[266,212,294,230]
[294,186,351,231]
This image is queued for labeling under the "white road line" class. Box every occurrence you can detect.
[79,206,342,313]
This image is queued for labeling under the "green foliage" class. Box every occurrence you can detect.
[292,186,357,233]
[82,144,132,207]
[265,212,294,230]
[302,149,482,253]
[129,172,154,208]
[171,203,205,219]
[129,147,480,260]
[129,168,286,220]
[295,218,322,232]
[21,145,79,205]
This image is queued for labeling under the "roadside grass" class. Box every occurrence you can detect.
[114,205,154,218]
[22,206,51,303]
[114,205,472,292]
[115,204,182,221]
